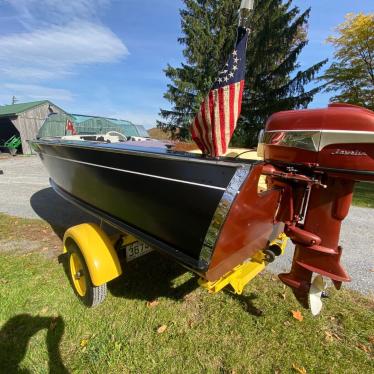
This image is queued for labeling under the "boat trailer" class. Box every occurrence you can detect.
[61,222,288,308]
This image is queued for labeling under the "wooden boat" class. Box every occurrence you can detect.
[30,103,374,311]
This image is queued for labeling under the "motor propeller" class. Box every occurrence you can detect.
[308,275,326,316]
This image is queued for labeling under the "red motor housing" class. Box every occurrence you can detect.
[262,103,374,179]
[260,103,374,306]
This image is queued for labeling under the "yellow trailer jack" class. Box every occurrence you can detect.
[199,233,288,295]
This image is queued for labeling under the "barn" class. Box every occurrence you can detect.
[0,100,66,154]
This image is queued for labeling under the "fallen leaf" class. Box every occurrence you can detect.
[279,293,286,300]
[324,331,334,342]
[331,332,342,341]
[42,229,48,234]
[147,300,159,308]
[80,339,89,348]
[157,325,167,334]
[292,310,303,321]
[284,321,291,327]
[368,336,374,344]
[292,364,307,374]
[41,307,49,314]
[357,343,370,353]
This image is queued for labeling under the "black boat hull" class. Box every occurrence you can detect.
[31,140,261,274]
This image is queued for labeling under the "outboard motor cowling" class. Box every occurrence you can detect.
[259,103,374,310]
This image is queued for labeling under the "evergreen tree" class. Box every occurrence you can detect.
[158,0,327,146]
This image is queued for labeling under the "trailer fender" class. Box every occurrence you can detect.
[63,223,122,286]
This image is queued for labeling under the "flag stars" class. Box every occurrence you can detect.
[234,57,239,64]
[232,50,238,56]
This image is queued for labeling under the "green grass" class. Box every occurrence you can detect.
[0,214,373,373]
[352,182,374,208]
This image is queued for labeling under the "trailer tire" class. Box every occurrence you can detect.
[67,240,107,307]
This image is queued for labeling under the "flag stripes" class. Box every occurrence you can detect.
[191,26,248,157]
[192,80,245,157]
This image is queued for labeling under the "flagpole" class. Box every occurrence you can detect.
[239,0,254,28]
[191,0,254,157]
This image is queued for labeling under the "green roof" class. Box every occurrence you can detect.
[0,100,49,117]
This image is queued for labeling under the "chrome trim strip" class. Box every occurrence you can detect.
[263,129,374,152]
[43,153,227,191]
[31,139,246,168]
[266,129,374,134]
[199,164,252,265]
[319,130,374,150]
[263,130,321,152]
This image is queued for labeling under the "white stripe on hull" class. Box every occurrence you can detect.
[43,153,227,191]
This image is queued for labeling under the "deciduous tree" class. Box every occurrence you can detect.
[321,13,374,110]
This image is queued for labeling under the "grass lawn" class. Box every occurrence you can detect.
[353,182,374,208]
[0,213,373,373]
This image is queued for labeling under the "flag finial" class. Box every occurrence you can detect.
[239,0,254,27]
[240,0,254,11]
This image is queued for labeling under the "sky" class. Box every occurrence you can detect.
[0,0,372,128]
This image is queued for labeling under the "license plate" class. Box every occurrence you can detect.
[125,241,153,262]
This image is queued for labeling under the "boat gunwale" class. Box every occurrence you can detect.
[30,138,260,168]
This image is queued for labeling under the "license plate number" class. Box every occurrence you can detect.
[125,241,153,262]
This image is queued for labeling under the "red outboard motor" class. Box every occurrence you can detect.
[259,103,374,308]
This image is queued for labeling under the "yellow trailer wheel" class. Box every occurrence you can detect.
[66,240,107,307]
[69,252,87,297]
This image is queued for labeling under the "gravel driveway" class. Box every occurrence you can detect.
[0,155,373,294]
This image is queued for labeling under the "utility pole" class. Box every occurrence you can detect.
[12,96,18,105]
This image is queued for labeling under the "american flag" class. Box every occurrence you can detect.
[191,27,249,157]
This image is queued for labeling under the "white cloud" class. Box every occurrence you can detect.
[5,0,111,28]
[0,21,128,80]
[0,0,128,81]
[1,83,74,102]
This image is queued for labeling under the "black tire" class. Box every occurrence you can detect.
[67,241,107,307]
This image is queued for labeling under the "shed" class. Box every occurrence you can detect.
[38,113,149,139]
[0,100,66,154]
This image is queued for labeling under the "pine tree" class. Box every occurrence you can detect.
[158,0,327,146]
